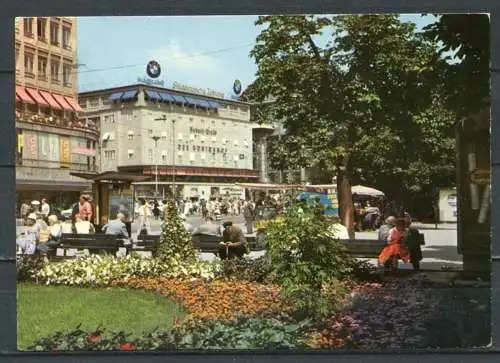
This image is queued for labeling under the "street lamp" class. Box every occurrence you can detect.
[152,135,160,197]
[171,118,176,199]
[154,114,177,199]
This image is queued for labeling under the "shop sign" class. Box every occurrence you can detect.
[189,126,217,136]
[72,147,97,156]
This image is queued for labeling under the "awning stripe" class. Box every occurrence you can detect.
[25,88,49,107]
[39,90,62,110]
[15,86,36,104]
[52,93,74,112]
[64,96,83,113]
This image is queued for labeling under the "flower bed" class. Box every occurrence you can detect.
[33,254,218,286]
[309,278,440,349]
[111,277,289,323]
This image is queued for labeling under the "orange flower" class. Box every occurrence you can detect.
[120,343,136,351]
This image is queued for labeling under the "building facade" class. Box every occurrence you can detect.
[79,84,259,200]
[15,17,99,212]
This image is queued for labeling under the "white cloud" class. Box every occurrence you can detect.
[148,40,222,89]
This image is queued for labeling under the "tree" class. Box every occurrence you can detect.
[423,14,490,120]
[156,200,197,261]
[247,15,453,231]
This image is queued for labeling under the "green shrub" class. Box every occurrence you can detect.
[265,204,354,319]
[35,254,218,286]
[156,201,197,262]
[28,316,312,351]
[17,255,47,282]
[215,256,273,283]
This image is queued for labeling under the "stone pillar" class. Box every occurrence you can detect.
[260,139,268,183]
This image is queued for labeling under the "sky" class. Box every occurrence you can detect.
[77,14,437,98]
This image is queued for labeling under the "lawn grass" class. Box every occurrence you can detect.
[17,283,186,350]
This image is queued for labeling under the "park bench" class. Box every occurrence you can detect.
[54,233,127,259]
[339,239,386,258]
[133,234,265,255]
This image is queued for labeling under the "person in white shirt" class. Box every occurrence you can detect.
[74,214,95,234]
[136,198,152,239]
[180,214,194,233]
[41,198,51,219]
[61,216,74,234]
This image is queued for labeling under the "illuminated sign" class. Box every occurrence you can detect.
[137,77,165,87]
[233,79,242,95]
[146,60,161,78]
[172,81,224,99]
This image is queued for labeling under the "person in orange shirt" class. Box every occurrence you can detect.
[378,218,410,273]
[78,195,93,222]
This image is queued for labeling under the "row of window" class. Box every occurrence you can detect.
[125,132,250,147]
[22,50,72,85]
[23,18,72,49]
[144,149,246,165]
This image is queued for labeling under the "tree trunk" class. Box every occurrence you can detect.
[337,170,355,239]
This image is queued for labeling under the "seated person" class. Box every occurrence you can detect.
[180,214,194,234]
[402,217,424,271]
[192,216,222,236]
[218,221,249,260]
[102,213,129,239]
[37,214,63,254]
[16,213,40,255]
[377,216,397,244]
[74,214,95,234]
[61,215,75,234]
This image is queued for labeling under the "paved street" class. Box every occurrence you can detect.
[17,216,461,270]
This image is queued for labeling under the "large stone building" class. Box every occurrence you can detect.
[15,17,99,211]
[78,84,259,200]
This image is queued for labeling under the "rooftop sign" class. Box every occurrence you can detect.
[172,81,224,99]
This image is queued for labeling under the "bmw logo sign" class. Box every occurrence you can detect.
[146,60,161,79]
[233,79,242,95]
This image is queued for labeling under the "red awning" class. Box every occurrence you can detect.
[52,93,74,112]
[25,88,49,107]
[15,85,35,104]
[64,96,83,113]
[39,90,62,110]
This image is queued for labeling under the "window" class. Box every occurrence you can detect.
[50,59,59,81]
[104,150,116,160]
[50,21,59,45]
[62,26,71,49]
[162,154,167,162]
[23,18,34,36]
[90,98,99,108]
[38,56,47,79]
[161,131,167,140]
[148,129,153,136]
[24,53,34,75]
[148,149,153,161]
[128,133,133,141]
[62,63,71,85]
[37,18,46,40]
